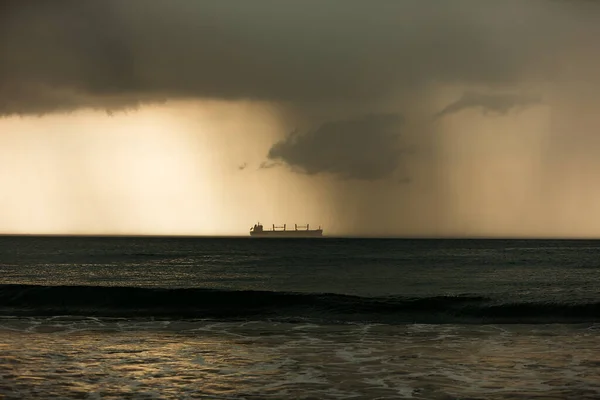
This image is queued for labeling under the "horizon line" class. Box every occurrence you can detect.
[2,233,600,240]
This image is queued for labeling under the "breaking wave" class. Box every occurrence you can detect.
[1,284,598,324]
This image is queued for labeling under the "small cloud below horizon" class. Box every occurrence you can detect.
[434,91,543,119]
[259,161,281,170]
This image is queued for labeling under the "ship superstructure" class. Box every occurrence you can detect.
[250,223,323,237]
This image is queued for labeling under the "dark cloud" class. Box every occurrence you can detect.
[434,92,543,119]
[1,0,598,116]
[266,114,404,180]
[1,0,600,237]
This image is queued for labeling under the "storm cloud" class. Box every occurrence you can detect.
[1,0,598,116]
[267,114,403,180]
[2,0,600,237]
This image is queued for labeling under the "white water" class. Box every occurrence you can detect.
[1,318,599,399]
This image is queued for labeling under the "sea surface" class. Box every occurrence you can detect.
[1,236,599,399]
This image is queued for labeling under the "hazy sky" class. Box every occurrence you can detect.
[1,0,600,236]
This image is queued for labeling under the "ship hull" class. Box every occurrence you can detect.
[250,230,323,238]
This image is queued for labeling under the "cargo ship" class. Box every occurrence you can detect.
[250,223,323,237]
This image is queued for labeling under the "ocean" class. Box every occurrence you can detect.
[0,236,599,399]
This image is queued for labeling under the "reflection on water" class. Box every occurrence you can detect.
[1,319,599,399]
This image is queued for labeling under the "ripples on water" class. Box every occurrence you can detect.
[1,318,599,399]
[2,237,600,398]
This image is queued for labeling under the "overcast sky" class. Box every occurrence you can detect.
[1,0,600,236]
